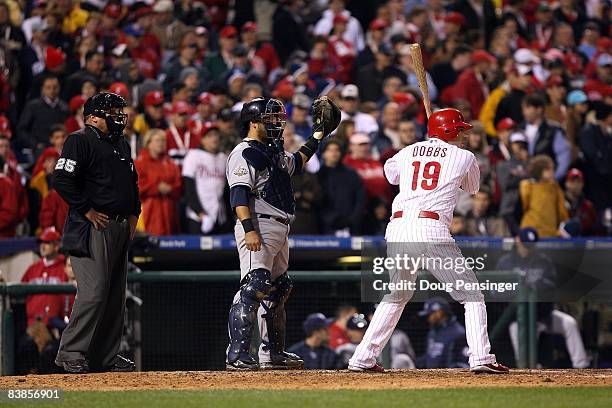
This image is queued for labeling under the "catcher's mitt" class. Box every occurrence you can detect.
[312,96,341,139]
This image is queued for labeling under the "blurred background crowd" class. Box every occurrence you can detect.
[0,0,611,239]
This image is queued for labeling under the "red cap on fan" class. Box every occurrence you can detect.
[496,117,517,132]
[198,92,212,105]
[392,92,417,106]
[172,101,192,114]
[144,90,164,107]
[109,82,129,99]
[69,95,86,112]
[39,227,61,243]
[45,47,66,70]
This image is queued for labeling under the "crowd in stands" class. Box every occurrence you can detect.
[0,0,611,239]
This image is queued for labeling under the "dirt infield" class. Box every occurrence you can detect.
[1,369,611,391]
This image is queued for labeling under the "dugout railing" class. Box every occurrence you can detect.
[1,270,540,376]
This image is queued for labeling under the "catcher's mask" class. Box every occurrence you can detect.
[240,97,287,143]
[83,92,128,136]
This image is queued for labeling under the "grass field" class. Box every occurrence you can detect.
[9,388,612,408]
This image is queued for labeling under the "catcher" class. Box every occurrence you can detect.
[225,96,341,370]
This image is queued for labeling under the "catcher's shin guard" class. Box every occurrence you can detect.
[260,273,304,369]
[226,269,272,369]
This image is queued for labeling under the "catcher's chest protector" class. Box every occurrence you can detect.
[248,140,295,215]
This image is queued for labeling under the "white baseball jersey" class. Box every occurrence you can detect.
[182,148,227,224]
[349,137,497,371]
[384,138,480,227]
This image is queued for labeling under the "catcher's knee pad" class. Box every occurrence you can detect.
[239,268,273,305]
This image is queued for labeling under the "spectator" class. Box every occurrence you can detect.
[519,94,571,181]
[396,44,438,101]
[465,189,508,237]
[314,0,364,52]
[415,297,469,368]
[429,44,472,97]
[135,129,182,236]
[182,126,227,235]
[164,34,207,97]
[519,155,569,237]
[240,21,280,80]
[564,90,589,161]
[318,139,364,235]
[0,155,19,239]
[336,314,368,367]
[166,101,199,166]
[544,75,567,124]
[63,50,103,101]
[17,76,69,153]
[450,0,497,47]
[64,95,86,134]
[334,119,355,148]
[464,121,492,189]
[32,125,67,178]
[289,94,313,141]
[493,65,533,126]
[272,0,310,65]
[338,84,379,134]
[0,131,28,226]
[355,43,403,103]
[583,53,612,103]
[287,313,340,370]
[124,23,159,80]
[529,2,555,51]
[564,169,598,236]
[450,212,467,236]
[29,46,67,101]
[371,102,402,158]
[343,133,393,212]
[133,90,168,137]
[355,18,388,69]
[151,0,188,52]
[379,118,420,164]
[488,118,517,168]
[497,132,530,236]
[328,303,358,350]
[579,103,612,215]
[500,228,590,368]
[327,15,357,85]
[20,228,67,325]
[444,49,497,118]
[17,227,68,375]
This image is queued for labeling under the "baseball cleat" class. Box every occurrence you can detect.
[470,362,510,374]
[348,363,385,373]
[226,354,259,371]
[261,352,305,370]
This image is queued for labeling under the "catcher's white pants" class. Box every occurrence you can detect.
[349,215,497,369]
[508,310,590,368]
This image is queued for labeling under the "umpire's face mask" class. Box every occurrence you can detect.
[105,107,128,135]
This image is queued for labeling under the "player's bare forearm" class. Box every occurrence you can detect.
[234,205,252,221]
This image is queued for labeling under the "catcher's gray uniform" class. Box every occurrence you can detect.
[227,139,299,279]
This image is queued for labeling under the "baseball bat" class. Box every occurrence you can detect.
[409,43,432,119]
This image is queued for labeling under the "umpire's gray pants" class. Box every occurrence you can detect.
[56,220,130,369]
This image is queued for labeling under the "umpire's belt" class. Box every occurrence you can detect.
[257,214,290,226]
[390,210,439,221]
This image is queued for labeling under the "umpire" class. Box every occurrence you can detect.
[53,92,140,373]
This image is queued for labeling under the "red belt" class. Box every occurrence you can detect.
[391,210,439,221]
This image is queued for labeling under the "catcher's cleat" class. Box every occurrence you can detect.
[261,352,305,370]
[348,363,385,373]
[470,362,510,374]
[226,354,259,371]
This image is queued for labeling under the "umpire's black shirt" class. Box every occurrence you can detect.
[54,125,141,217]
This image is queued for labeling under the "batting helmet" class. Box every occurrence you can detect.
[427,108,473,142]
[83,92,128,135]
[240,97,287,141]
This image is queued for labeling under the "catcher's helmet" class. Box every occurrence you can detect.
[240,97,287,141]
[427,108,472,142]
[83,92,128,135]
